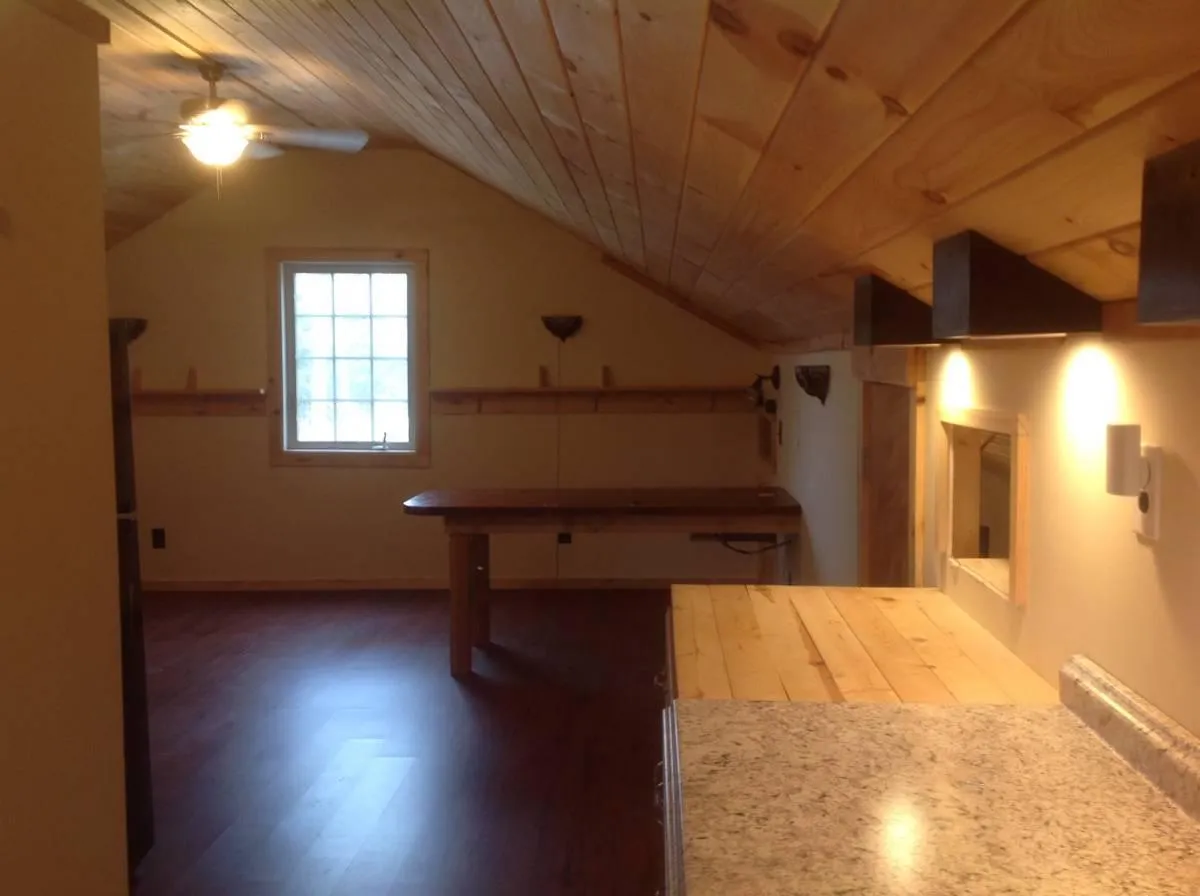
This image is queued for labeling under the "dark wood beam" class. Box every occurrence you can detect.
[1103,299,1200,339]
[932,231,1102,339]
[853,274,934,346]
[1139,140,1200,323]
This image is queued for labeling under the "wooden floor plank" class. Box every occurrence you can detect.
[869,590,1010,704]
[670,585,701,699]
[826,588,957,705]
[915,591,1058,705]
[689,585,733,700]
[136,589,666,896]
[748,586,839,702]
[709,585,787,701]
[788,588,898,703]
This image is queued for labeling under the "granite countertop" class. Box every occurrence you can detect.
[678,700,1200,895]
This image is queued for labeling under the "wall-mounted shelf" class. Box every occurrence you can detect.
[431,386,756,416]
[130,366,266,417]
[132,389,266,417]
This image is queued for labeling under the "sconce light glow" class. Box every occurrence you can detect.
[1062,344,1119,457]
[940,351,973,411]
[181,106,251,167]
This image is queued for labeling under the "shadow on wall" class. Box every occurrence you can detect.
[1152,451,1200,634]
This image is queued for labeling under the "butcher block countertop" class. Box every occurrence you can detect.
[670,585,1057,705]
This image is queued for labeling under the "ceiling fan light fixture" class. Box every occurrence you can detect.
[181,106,252,167]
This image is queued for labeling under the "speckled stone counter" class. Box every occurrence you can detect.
[677,700,1200,895]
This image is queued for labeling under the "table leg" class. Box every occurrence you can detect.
[448,532,474,677]
[756,544,776,585]
[470,534,491,647]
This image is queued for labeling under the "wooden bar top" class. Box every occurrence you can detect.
[403,486,801,517]
[672,585,1058,706]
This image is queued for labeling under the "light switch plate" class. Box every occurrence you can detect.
[1135,446,1163,541]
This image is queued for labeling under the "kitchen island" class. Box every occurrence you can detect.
[661,586,1200,894]
[678,700,1200,895]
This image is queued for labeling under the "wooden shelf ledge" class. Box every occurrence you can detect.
[431,386,756,415]
[133,389,267,417]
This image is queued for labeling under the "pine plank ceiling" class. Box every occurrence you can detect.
[89,0,1200,346]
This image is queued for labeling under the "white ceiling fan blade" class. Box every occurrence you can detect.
[245,141,285,160]
[254,126,369,153]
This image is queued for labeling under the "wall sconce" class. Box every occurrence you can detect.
[794,365,831,405]
[541,315,583,341]
[749,365,780,414]
[1106,424,1162,540]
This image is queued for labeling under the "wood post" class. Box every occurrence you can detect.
[470,534,491,648]
[448,533,474,676]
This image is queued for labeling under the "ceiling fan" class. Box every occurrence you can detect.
[176,61,369,167]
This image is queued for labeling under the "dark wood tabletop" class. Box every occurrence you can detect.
[402,486,801,517]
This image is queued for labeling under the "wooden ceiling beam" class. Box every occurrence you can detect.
[932,231,1101,339]
[853,275,933,347]
[1138,139,1200,323]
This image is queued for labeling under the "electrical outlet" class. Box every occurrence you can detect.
[151,527,166,550]
[557,532,572,545]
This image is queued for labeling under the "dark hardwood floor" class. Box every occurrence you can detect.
[134,589,668,896]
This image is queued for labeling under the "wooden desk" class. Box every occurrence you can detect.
[403,487,804,676]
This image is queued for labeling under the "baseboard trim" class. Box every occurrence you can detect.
[144,576,752,593]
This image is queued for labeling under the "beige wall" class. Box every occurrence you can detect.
[0,4,127,892]
[773,351,861,585]
[106,150,767,586]
[924,336,1200,735]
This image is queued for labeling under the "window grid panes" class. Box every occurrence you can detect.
[284,263,413,452]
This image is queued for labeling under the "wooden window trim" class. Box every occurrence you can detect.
[265,247,430,469]
[937,407,1030,607]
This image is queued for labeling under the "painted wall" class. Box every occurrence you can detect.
[106,150,767,586]
[0,4,127,892]
[924,337,1200,735]
[773,351,862,585]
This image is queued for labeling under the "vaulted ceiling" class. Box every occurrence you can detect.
[89,0,1200,345]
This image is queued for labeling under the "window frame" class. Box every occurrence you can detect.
[937,406,1029,606]
[266,247,430,468]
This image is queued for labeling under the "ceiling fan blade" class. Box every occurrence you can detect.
[255,126,369,153]
[245,141,286,160]
[105,131,179,151]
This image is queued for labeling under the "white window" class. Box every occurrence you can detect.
[269,250,429,467]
